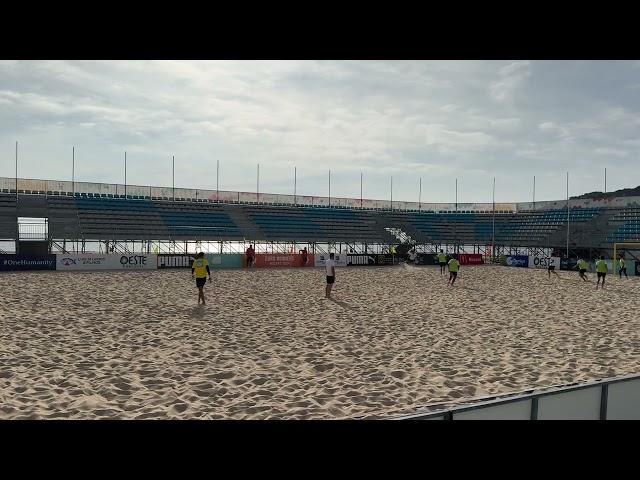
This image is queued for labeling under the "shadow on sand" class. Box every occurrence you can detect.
[328,297,357,311]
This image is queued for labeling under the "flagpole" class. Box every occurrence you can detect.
[492,177,496,262]
[124,151,127,198]
[419,177,422,212]
[294,166,297,205]
[72,146,75,195]
[566,171,570,258]
[172,155,175,201]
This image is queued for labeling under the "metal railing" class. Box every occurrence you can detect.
[392,373,640,420]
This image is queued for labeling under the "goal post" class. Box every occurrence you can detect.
[612,242,640,274]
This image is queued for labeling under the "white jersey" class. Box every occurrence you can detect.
[325,259,335,276]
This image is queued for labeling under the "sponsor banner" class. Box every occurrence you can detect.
[157,254,244,269]
[254,254,310,268]
[528,256,560,269]
[347,254,377,266]
[505,255,529,268]
[158,254,194,268]
[456,254,483,265]
[560,258,578,271]
[206,254,244,268]
[375,253,398,265]
[415,253,439,265]
[57,254,157,270]
[315,253,348,267]
[0,254,56,271]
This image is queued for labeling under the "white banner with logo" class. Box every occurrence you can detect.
[57,254,158,270]
[528,256,560,269]
[314,253,348,267]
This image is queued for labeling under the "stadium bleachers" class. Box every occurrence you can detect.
[245,206,392,242]
[606,207,640,243]
[0,194,18,239]
[0,191,621,249]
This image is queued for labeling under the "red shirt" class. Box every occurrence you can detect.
[246,247,255,258]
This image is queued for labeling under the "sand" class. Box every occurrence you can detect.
[1,264,639,419]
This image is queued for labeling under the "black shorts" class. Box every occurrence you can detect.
[449,271,458,278]
[579,269,586,274]
[196,277,207,288]
[439,262,446,267]
[620,267,627,273]
[597,272,606,279]
[326,275,335,284]
[548,266,555,271]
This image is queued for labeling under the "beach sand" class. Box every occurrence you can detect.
[1,264,639,419]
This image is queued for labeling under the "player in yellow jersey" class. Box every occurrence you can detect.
[191,252,212,305]
[618,256,628,279]
[437,250,447,275]
[595,255,607,290]
[575,258,589,282]
[447,256,460,286]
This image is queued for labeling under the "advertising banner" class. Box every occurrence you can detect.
[56,254,157,270]
[505,255,529,268]
[528,256,560,269]
[375,253,398,265]
[254,254,310,268]
[456,254,484,265]
[560,258,578,271]
[0,254,56,271]
[206,254,244,268]
[346,254,378,266]
[315,253,348,267]
[158,254,194,268]
[415,253,439,265]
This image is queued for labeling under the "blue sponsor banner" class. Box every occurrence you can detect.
[0,254,57,271]
[505,255,529,268]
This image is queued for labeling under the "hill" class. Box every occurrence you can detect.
[571,185,640,200]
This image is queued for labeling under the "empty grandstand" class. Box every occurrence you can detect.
[2,176,640,260]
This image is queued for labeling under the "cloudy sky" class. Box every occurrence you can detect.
[1,60,639,203]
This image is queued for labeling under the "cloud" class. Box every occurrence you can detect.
[0,60,639,202]
[489,60,531,103]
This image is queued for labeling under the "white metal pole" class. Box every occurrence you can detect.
[360,172,362,209]
[419,177,422,211]
[257,163,260,203]
[216,159,219,202]
[390,176,393,211]
[172,155,175,201]
[294,166,297,204]
[492,177,496,261]
[124,151,127,198]
[72,146,75,195]
[15,141,18,200]
[533,175,536,210]
[604,167,607,194]
[329,169,331,207]
[566,171,570,258]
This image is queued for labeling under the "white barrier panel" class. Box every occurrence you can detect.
[57,254,157,270]
[453,399,532,420]
[239,192,258,203]
[528,256,560,269]
[260,193,279,204]
[607,379,640,420]
[537,387,601,420]
[18,179,46,191]
[151,187,175,198]
[314,253,348,267]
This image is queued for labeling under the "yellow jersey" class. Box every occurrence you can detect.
[437,253,446,263]
[596,260,607,273]
[192,258,209,278]
[448,258,460,272]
